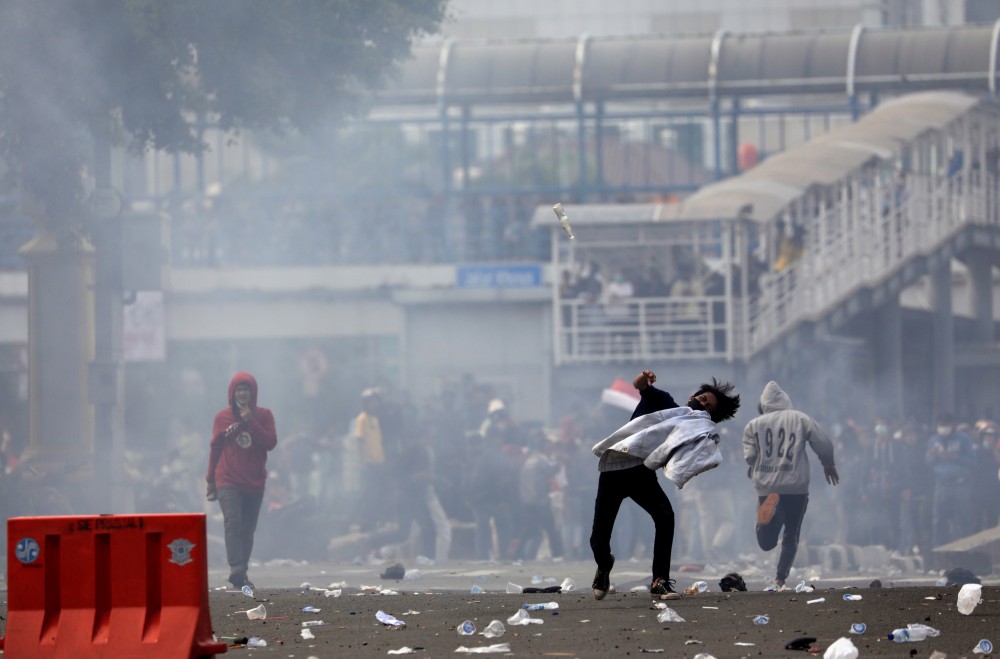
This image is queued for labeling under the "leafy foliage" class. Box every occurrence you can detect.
[0,0,446,228]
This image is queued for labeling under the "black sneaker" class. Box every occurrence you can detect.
[650,577,681,600]
[592,554,615,600]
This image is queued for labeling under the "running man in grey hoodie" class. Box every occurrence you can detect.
[743,381,839,590]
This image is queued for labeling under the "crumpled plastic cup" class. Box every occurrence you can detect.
[480,619,506,638]
[245,604,266,620]
[957,583,983,615]
[823,637,859,659]
[560,577,576,592]
[505,582,523,594]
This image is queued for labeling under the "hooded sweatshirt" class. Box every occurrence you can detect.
[742,381,834,495]
[206,372,278,493]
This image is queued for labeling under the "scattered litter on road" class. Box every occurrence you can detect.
[376,610,406,628]
[455,643,511,654]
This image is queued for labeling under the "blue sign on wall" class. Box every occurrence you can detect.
[456,264,542,288]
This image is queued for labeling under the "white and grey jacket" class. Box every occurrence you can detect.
[592,406,722,489]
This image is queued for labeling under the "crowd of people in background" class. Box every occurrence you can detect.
[1,375,996,574]
[197,377,999,570]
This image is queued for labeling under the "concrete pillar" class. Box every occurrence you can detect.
[929,258,955,417]
[962,248,996,343]
[18,225,96,461]
[871,296,904,421]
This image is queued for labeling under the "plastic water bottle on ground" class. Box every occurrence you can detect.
[684,580,709,595]
[957,583,983,615]
[247,637,267,648]
[522,602,558,611]
[457,620,476,635]
[692,654,719,659]
[888,623,940,642]
[843,594,862,601]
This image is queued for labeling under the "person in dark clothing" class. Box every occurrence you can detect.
[206,372,278,590]
[590,369,740,601]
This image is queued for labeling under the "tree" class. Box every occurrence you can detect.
[0,0,447,230]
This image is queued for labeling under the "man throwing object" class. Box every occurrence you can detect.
[590,369,740,601]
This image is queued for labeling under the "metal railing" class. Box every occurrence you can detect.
[746,171,1000,355]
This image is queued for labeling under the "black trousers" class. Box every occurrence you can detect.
[590,465,675,580]
[217,487,264,580]
[756,493,808,582]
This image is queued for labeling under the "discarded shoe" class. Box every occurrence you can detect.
[757,493,780,526]
[592,554,614,600]
[650,577,681,600]
[719,572,747,592]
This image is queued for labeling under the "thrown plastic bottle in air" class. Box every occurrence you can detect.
[552,203,575,239]
[457,620,476,635]
[957,583,983,615]
[480,620,506,639]
[522,602,559,611]
[888,623,940,643]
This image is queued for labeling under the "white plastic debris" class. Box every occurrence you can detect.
[387,647,416,655]
[506,609,543,626]
[505,582,523,594]
[823,637,859,659]
[376,610,406,627]
[560,577,576,592]
[300,628,315,640]
[957,583,983,615]
[244,604,266,620]
[807,598,825,604]
[480,620,505,639]
[455,643,512,654]
[656,608,686,623]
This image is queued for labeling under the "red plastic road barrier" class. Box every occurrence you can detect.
[1,513,227,658]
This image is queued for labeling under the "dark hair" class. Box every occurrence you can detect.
[695,378,741,423]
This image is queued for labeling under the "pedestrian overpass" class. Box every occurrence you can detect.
[538,91,1000,421]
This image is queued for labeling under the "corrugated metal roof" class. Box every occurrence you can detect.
[676,91,984,221]
[529,91,990,229]
[380,24,1000,105]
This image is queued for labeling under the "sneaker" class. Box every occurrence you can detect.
[650,577,681,600]
[592,554,615,600]
[757,493,780,526]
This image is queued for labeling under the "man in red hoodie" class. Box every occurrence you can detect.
[206,372,278,589]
